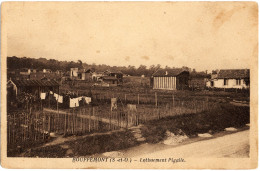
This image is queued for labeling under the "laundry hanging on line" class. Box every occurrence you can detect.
[69,98,79,108]
[40,93,46,100]
[54,93,59,101]
[84,97,91,104]
[58,95,63,103]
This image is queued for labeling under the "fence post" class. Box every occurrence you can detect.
[207,96,209,110]
[43,111,45,139]
[195,100,197,113]
[64,112,67,136]
[117,110,119,128]
[137,109,139,126]
[89,108,91,132]
[155,92,158,107]
[81,109,83,134]
[68,110,71,134]
[57,95,59,133]
[109,109,112,130]
[172,94,175,108]
[41,99,43,111]
[8,116,10,144]
[72,109,75,134]
[138,94,140,105]
[48,113,51,135]
[126,110,129,128]
[49,94,50,108]
[93,107,95,130]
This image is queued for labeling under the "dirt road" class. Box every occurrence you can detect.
[136,130,249,158]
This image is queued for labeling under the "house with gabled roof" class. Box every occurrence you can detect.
[151,69,189,90]
[77,68,93,81]
[206,69,250,89]
[7,79,60,98]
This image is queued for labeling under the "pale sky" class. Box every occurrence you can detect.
[4,2,258,71]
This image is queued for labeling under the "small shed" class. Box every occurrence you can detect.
[151,69,189,90]
[106,71,123,85]
[102,76,120,86]
[78,69,93,81]
[7,79,60,98]
[70,68,78,79]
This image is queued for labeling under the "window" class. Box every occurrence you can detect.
[236,79,241,85]
[210,81,214,87]
[224,79,228,85]
[244,79,250,86]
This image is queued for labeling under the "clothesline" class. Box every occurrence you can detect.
[40,91,92,107]
[69,96,91,107]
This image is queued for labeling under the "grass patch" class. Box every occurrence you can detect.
[7,137,53,157]
[23,130,138,157]
[67,130,137,156]
[141,103,249,143]
[23,145,67,158]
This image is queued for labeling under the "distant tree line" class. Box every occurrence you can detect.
[7,56,207,77]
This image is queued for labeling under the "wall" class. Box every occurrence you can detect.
[176,72,189,90]
[70,68,78,78]
[207,78,249,89]
[153,76,176,90]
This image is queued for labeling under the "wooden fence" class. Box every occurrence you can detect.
[7,96,214,147]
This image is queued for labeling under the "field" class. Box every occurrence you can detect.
[7,77,250,157]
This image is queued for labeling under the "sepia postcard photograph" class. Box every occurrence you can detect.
[1,1,258,169]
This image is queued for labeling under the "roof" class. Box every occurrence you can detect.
[78,69,86,73]
[92,72,104,75]
[9,79,60,87]
[85,69,94,73]
[152,69,188,77]
[190,72,211,79]
[104,70,123,74]
[217,69,249,79]
[102,76,118,80]
[30,72,62,80]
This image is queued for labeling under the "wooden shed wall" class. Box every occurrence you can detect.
[153,76,176,90]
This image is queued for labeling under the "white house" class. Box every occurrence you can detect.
[206,69,250,89]
[70,68,78,79]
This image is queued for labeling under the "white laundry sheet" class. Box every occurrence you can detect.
[70,98,79,107]
[58,95,63,103]
[84,97,91,104]
[54,93,59,101]
[40,93,46,100]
